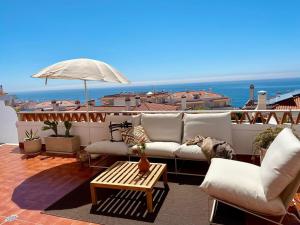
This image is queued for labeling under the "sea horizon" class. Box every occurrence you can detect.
[12,77,300,108]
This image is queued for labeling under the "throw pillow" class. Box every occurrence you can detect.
[121,125,150,146]
[109,121,132,142]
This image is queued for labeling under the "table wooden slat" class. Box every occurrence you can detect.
[91,161,166,190]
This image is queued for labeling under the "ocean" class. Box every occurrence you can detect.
[12,77,300,108]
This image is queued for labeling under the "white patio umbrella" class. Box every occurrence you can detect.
[32,58,130,143]
[32,58,129,104]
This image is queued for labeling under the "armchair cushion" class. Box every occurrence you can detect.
[200,158,286,216]
[260,128,300,200]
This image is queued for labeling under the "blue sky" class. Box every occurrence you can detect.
[1,0,300,92]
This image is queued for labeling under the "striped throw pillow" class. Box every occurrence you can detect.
[121,125,150,146]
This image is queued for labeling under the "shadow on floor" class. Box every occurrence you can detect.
[89,187,168,222]
[11,161,97,210]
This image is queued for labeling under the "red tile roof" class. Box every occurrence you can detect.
[273,95,300,110]
[34,100,76,109]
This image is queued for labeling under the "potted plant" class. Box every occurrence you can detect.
[42,120,80,154]
[24,129,42,154]
[253,127,283,162]
[133,142,150,173]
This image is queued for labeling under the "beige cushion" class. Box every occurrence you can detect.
[105,114,141,141]
[175,143,207,160]
[261,128,300,200]
[130,142,180,158]
[183,112,232,144]
[85,141,128,155]
[200,158,286,216]
[141,113,183,143]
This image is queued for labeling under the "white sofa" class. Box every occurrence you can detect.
[85,112,233,169]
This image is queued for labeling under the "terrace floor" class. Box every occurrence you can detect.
[0,144,299,225]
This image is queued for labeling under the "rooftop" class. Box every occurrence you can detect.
[268,90,300,105]
[170,90,225,100]
[76,102,179,112]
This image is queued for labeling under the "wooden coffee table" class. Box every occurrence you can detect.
[90,161,168,213]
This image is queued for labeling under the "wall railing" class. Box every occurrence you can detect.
[17,110,300,125]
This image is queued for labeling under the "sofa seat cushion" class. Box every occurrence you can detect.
[85,141,128,155]
[141,113,183,143]
[175,144,207,160]
[260,128,300,200]
[130,142,180,158]
[200,158,286,216]
[183,112,232,145]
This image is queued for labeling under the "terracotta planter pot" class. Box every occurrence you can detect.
[44,136,80,154]
[24,138,42,154]
[138,156,150,173]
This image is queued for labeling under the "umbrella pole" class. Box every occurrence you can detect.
[84,80,91,144]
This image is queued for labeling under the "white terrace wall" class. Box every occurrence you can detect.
[0,101,18,144]
[16,118,300,155]
[17,121,110,146]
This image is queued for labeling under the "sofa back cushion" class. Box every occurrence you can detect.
[260,128,300,200]
[141,113,182,143]
[183,112,232,144]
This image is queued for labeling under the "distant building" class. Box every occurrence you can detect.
[168,90,231,110]
[101,91,171,106]
[77,102,178,112]
[20,100,79,111]
[101,90,231,110]
[0,85,16,106]
[243,84,300,110]
[268,90,300,110]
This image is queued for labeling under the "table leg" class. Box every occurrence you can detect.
[90,184,97,205]
[163,168,169,189]
[146,190,153,213]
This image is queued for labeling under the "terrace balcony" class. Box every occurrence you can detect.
[0,101,299,225]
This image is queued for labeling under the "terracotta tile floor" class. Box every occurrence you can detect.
[0,144,99,225]
[0,144,299,225]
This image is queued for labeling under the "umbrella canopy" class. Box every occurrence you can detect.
[32,58,129,84]
[32,58,130,144]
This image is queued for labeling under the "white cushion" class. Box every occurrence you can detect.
[141,113,182,143]
[85,141,128,155]
[261,128,300,200]
[105,114,141,141]
[175,143,207,160]
[200,158,286,216]
[130,142,180,158]
[183,112,232,145]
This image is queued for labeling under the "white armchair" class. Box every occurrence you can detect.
[200,128,300,225]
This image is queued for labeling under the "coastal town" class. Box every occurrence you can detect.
[1,83,300,112]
